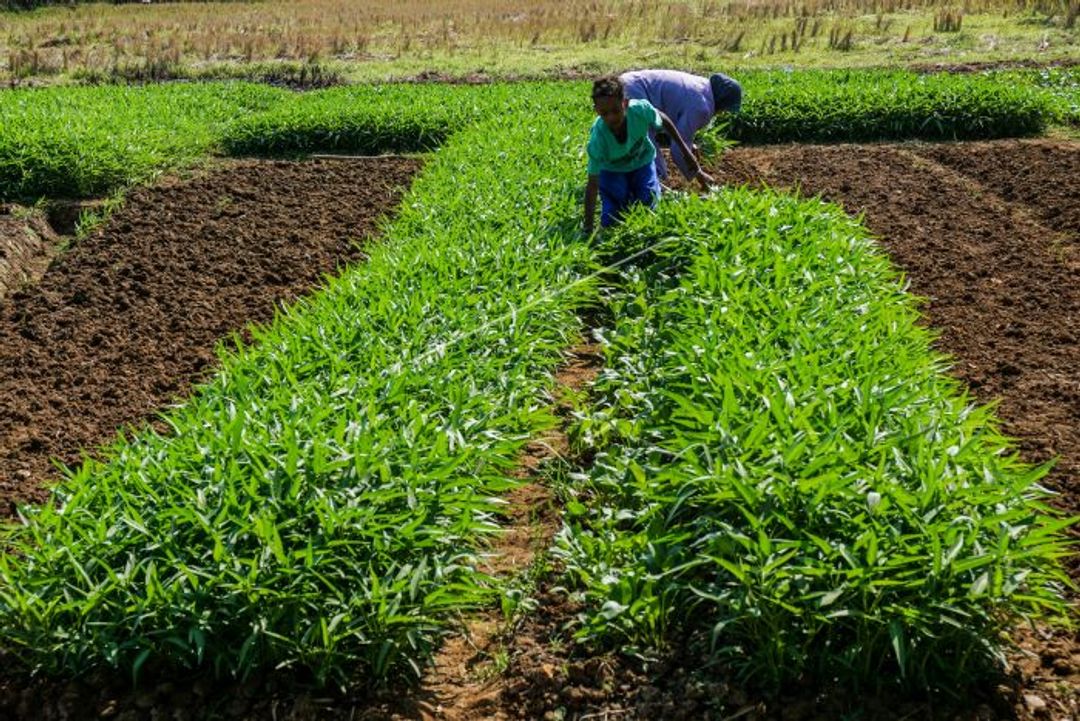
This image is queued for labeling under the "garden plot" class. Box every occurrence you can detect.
[2,110,1071,716]
[450,140,1080,721]
[0,157,421,515]
[686,139,1080,508]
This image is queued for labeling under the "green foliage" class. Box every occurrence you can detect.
[0,83,596,685]
[0,71,1060,203]
[0,83,286,201]
[1028,66,1080,125]
[0,74,1071,695]
[730,69,1050,143]
[219,83,525,156]
[558,191,1073,692]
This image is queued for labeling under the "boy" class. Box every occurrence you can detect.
[584,76,714,235]
[620,69,742,183]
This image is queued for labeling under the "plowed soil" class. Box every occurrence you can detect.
[0,157,421,516]
[1,140,1078,720]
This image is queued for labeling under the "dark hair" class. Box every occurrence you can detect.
[591,76,624,101]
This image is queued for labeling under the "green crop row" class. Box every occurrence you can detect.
[0,83,286,200]
[0,84,596,685]
[226,71,1054,154]
[0,82,506,202]
[730,69,1050,143]
[0,68,1066,203]
[218,83,513,156]
[557,192,1072,692]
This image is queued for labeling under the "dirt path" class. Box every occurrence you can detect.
[396,345,602,721]
[0,157,421,516]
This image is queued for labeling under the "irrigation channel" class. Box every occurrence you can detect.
[0,140,1077,719]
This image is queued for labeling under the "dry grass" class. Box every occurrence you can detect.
[1,0,1078,81]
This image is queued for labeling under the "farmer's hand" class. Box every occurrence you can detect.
[692,165,715,190]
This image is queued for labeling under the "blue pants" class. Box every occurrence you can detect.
[599,163,661,228]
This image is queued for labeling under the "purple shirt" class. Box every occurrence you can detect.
[619,70,715,180]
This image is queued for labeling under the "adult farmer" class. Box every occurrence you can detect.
[619,69,742,184]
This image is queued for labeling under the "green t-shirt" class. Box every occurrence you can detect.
[586,99,662,175]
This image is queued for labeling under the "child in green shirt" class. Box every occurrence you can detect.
[583,75,714,234]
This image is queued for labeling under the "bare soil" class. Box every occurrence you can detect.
[0,157,421,517]
[0,140,1078,719]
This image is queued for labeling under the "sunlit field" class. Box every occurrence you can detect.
[1,1,1079,719]
[2,0,1078,83]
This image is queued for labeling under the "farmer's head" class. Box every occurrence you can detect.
[710,73,743,114]
[592,76,627,131]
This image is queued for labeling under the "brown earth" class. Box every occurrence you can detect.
[1,140,1079,719]
[0,156,422,517]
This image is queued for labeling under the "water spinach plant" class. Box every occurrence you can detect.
[0,76,1071,696]
[0,84,597,686]
[1,68,1066,204]
[558,192,1073,691]
[0,83,285,201]
[730,68,1051,143]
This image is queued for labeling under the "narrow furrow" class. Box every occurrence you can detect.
[405,343,602,721]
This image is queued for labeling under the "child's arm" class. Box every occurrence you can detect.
[584,174,599,234]
[658,110,715,189]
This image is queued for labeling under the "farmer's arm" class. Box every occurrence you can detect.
[659,110,714,189]
[667,104,712,179]
[584,174,599,234]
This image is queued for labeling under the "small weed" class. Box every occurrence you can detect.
[74,189,125,240]
[474,646,511,682]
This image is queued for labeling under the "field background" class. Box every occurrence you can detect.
[2,0,1079,84]
[1,2,1079,720]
